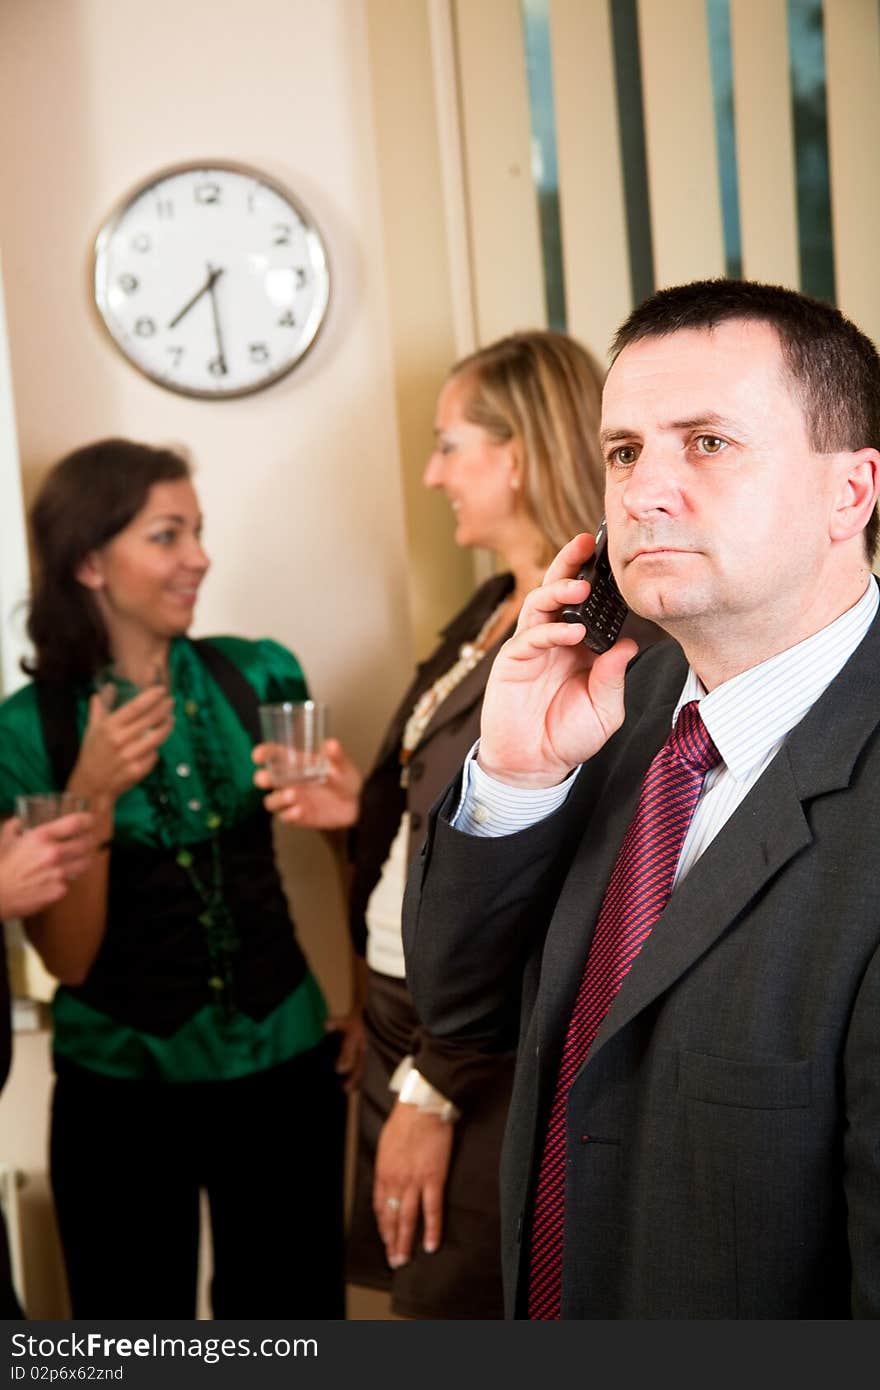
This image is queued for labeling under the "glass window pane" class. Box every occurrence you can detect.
[706,0,742,278]
[609,0,654,305]
[788,0,835,301]
[522,0,567,329]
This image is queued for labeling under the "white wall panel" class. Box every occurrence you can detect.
[824,0,880,345]
[454,0,546,342]
[637,0,725,288]
[550,0,631,364]
[730,0,799,287]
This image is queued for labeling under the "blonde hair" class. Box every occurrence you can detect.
[449,330,605,563]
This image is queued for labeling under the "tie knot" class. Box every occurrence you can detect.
[668,700,721,774]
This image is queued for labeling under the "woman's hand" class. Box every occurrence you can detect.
[373,1102,454,1268]
[325,1008,366,1094]
[252,738,362,828]
[68,685,174,815]
[0,813,97,919]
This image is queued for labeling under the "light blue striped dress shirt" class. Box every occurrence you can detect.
[453,579,879,888]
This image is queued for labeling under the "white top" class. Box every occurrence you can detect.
[453,580,879,891]
[365,597,510,978]
[365,812,411,978]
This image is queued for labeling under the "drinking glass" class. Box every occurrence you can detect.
[258,701,330,786]
[16,792,90,830]
[96,662,168,710]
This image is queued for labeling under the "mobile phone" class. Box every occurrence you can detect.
[560,519,629,654]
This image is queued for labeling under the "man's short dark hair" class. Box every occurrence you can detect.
[611,279,880,560]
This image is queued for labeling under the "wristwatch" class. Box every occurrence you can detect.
[389,1055,461,1123]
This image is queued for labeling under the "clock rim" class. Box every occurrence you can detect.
[92,157,331,401]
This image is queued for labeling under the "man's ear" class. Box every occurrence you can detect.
[75,551,105,591]
[830,448,880,542]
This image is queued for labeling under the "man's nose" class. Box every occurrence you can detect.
[620,448,681,519]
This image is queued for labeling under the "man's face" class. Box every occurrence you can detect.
[600,319,843,654]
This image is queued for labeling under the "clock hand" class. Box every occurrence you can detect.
[167,265,223,330]
[206,263,228,375]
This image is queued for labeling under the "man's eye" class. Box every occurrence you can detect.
[609,444,639,467]
[695,435,726,455]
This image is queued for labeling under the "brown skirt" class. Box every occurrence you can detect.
[346,969,514,1319]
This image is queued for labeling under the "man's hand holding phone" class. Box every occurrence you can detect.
[476,533,638,790]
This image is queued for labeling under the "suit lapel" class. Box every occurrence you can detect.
[584,747,811,1061]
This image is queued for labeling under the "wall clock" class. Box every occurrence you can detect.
[93,160,331,399]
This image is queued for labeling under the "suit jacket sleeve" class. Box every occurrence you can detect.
[402,775,578,1054]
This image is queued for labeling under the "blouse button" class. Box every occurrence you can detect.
[176,763,191,778]
[185,700,199,717]
[188,798,202,812]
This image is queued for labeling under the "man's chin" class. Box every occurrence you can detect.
[620,583,702,628]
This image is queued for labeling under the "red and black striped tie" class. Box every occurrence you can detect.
[527,700,721,1319]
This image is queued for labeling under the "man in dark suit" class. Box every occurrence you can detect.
[403,279,880,1318]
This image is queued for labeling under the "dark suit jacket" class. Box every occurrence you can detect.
[404,618,880,1317]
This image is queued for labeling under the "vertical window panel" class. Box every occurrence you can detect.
[636,0,726,288]
[609,0,655,306]
[454,0,546,343]
[824,0,880,344]
[788,0,835,301]
[706,0,742,278]
[729,0,799,287]
[550,0,633,363]
[522,0,567,330]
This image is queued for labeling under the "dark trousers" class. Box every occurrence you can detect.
[50,1038,346,1319]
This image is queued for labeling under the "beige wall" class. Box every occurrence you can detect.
[0,0,466,1319]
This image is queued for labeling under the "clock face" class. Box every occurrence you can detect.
[93,161,330,399]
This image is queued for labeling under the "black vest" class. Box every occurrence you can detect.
[35,641,308,1036]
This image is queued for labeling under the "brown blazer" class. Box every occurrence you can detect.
[349,573,662,1104]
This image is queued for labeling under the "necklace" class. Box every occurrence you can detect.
[399,596,514,787]
[134,651,241,1021]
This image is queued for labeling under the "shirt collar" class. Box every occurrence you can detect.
[673,579,880,780]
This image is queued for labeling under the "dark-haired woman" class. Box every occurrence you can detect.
[0,439,355,1318]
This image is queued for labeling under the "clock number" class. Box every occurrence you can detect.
[134,317,156,337]
[131,233,152,253]
[156,198,174,219]
[278,310,296,328]
[272,224,292,246]
[166,346,185,368]
[195,182,222,205]
[249,343,270,364]
[208,356,228,377]
[118,274,139,294]
[294,266,307,289]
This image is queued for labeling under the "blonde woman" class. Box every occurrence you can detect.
[258,331,661,1318]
